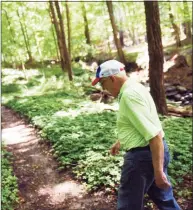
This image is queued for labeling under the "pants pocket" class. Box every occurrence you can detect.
[163,141,171,167]
[120,158,135,185]
[164,150,170,168]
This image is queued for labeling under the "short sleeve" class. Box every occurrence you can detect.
[122,92,161,142]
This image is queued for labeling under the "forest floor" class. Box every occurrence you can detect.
[2,106,192,210]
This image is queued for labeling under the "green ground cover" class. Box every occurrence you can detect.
[2,146,19,210]
[2,66,192,192]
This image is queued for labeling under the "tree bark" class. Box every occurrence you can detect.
[144,1,168,115]
[81,2,91,45]
[168,4,181,47]
[49,1,65,71]
[65,0,71,60]
[183,0,192,39]
[55,1,73,81]
[106,1,126,64]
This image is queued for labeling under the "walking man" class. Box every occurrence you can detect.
[92,60,180,210]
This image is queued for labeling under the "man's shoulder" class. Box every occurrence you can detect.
[122,84,142,99]
[120,82,150,107]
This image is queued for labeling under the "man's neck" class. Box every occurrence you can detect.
[115,77,128,97]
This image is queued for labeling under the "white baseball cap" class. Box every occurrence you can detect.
[92,60,125,86]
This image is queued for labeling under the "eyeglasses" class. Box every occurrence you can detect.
[99,78,108,86]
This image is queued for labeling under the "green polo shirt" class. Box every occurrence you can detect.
[117,78,164,151]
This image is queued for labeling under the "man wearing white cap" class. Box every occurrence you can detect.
[92,60,180,210]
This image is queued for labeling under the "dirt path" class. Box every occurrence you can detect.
[2,106,116,210]
[2,106,191,210]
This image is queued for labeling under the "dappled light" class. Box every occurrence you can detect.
[2,106,39,146]
[38,181,86,205]
[54,100,119,118]
[2,125,38,145]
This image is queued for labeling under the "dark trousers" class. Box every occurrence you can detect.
[117,140,181,210]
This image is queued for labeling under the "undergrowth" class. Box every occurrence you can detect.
[2,146,19,210]
[2,67,192,192]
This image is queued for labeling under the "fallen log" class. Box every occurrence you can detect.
[167,104,192,117]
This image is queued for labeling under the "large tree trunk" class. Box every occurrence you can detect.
[106,1,126,64]
[55,1,73,81]
[65,0,71,60]
[49,1,65,71]
[81,2,91,45]
[182,0,192,39]
[168,4,181,47]
[17,10,33,62]
[144,1,168,115]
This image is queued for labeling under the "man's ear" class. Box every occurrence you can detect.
[110,75,115,82]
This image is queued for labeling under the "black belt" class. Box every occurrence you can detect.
[128,145,150,152]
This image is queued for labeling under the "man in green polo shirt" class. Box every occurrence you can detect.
[92,60,180,210]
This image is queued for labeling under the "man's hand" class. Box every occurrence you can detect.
[154,171,171,189]
[110,140,120,156]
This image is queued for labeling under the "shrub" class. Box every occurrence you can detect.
[2,146,18,210]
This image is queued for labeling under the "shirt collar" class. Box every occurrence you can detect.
[118,79,130,102]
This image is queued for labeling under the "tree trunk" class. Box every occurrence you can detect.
[102,7,112,56]
[49,1,65,71]
[51,24,60,61]
[48,6,60,61]
[3,9,23,68]
[3,9,15,45]
[144,1,168,115]
[183,0,192,39]
[22,14,33,62]
[65,0,71,60]
[81,2,91,45]
[55,1,73,81]
[168,4,181,47]
[131,3,138,45]
[128,28,137,46]
[119,30,124,47]
[106,1,126,64]
[124,3,137,46]
[17,10,33,62]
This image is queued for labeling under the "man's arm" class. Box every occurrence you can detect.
[149,132,171,189]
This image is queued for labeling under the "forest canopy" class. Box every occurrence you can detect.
[2,1,192,65]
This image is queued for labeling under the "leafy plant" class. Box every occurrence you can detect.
[2,146,19,210]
